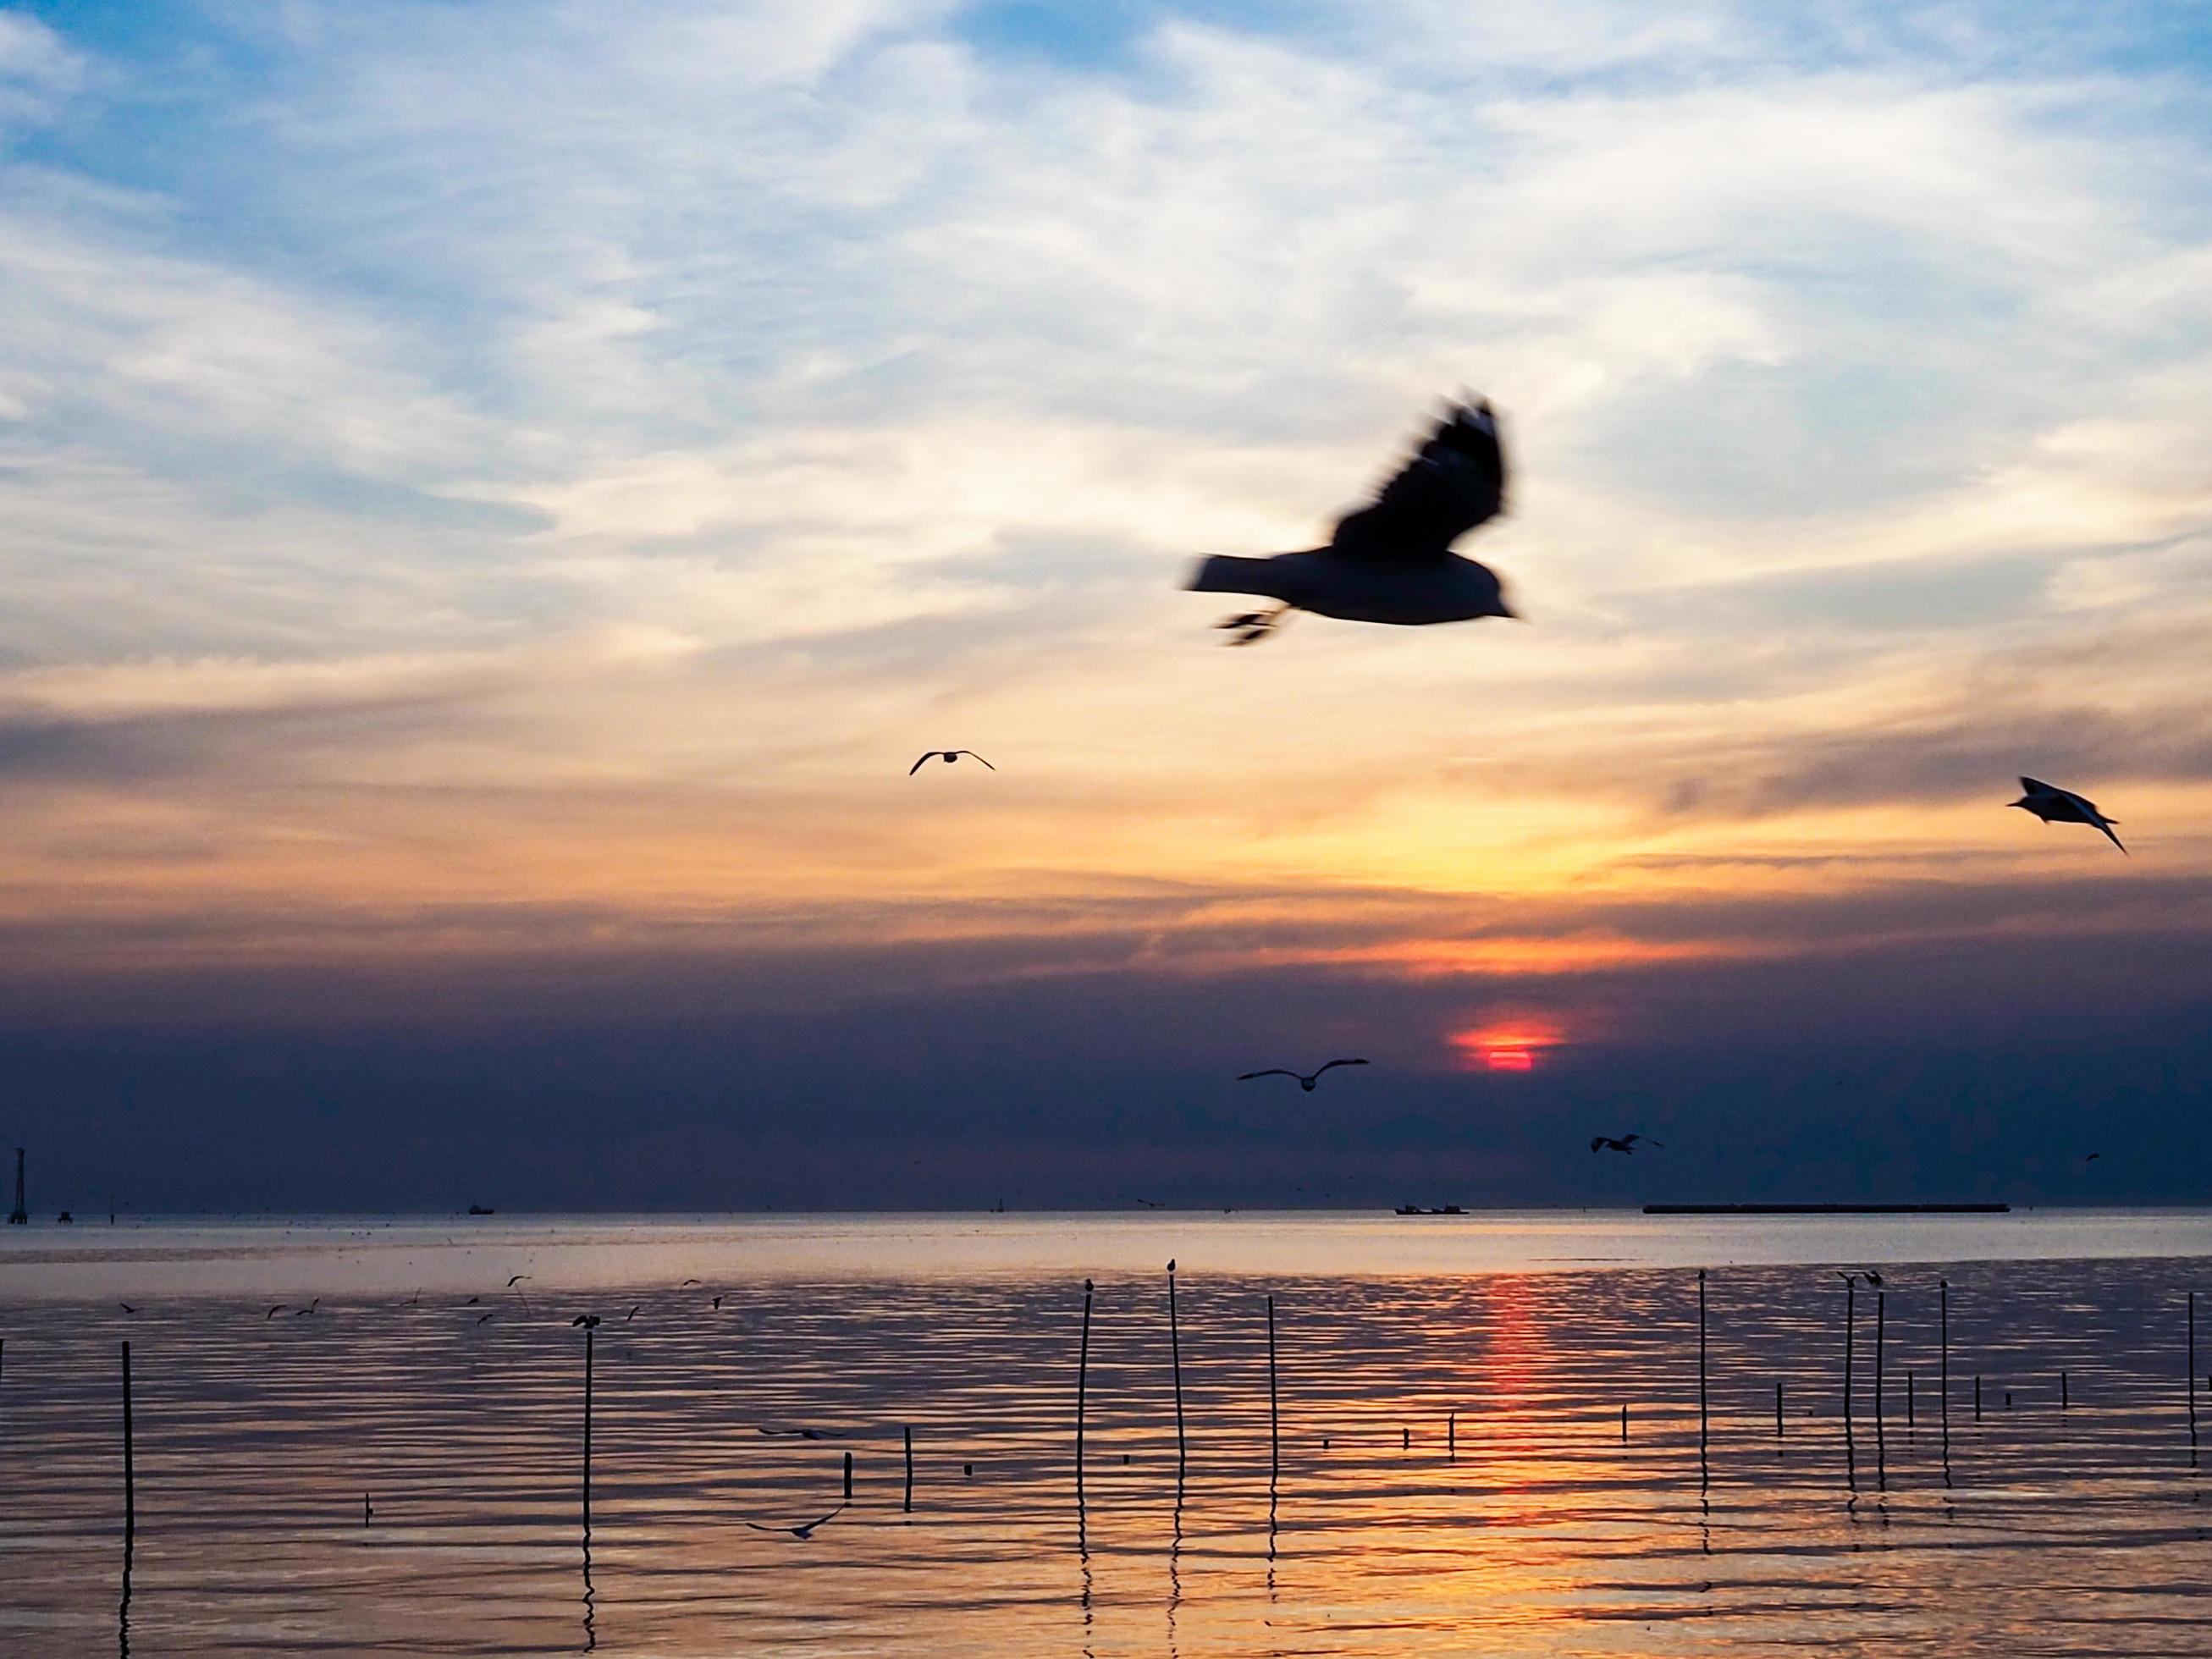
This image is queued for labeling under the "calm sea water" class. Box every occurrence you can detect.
[3,1210,2211,1656]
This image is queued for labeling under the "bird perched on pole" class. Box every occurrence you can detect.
[2010,777,2125,852]
[1186,397,1516,643]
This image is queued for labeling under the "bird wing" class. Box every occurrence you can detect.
[1315,1058,1369,1077]
[804,1506,846,1530]
[1589,1136,1606,1152]
[2019,777,2053,795]
[1328,400,1506,565]
[1238,1070,1298,1082]
[2091,815,2126,853]
[954,751,996,769]
[908,754,934,776]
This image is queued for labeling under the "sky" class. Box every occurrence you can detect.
[1,1,2209,1213]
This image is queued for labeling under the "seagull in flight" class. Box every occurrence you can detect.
[1187,397,1514,643]
[757,1425,845,1441]
[1838,1270,1884,1288]
[2011,777,2126,853]
[680,1279,702,1287]
[746,1505,845,1540]
[909,749,996,775]
[1590,1134,1663,1155]
[2084,1151,2103,1163]
[1238,1058,1369,1092]
[571,1314,601,1329]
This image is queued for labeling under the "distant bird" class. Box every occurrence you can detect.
[1134,1197,1163,1209]
[2085,1152,2103,1163]
[266,1305,286,1320]
[1590,1134,1663,1155]
[758,1425,844,1441]
[2011,777,2126,853]
[680,1279,702,1287]
[292,1297,320,1317]
[571,1314,600,1329]
[713,1295,724,1310]
[475,1312,494,1325]
[464,1296,480,1305]
[625,1304,642,1321]
[746,1505,844,1540]
[1187,397,1514,643]
[409,1288,421,1306]
[1238,1058,1369,1092]
[1837,1270,1884,1288]
[909,750,995,776]
[118,1303,136,1315]
[506,1275,531,1287]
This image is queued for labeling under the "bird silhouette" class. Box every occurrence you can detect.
[292,1297,320,1317]
[746,1505,844,1540]
[1238,1058,1368,1092]
[713,1294,724,1310]
[624,1304,642,1321]
[506,1275,531,1287]
[475,1312,495,1325]
[2084,1151,2103,1163]
[1590,1134,1663,1155]
[266,1305,286,1320]
[680,1278,702,1287]
[757,1425,843,1440]
[118,1302,136,1315]
[908,750,995,775]
[571,1314,600,1329]
[2011,777,2126,852]
[1188,398,1514,642]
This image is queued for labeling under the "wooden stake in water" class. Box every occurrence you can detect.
[1939,1279,1950,1460]
[843,1450,853,1502]
[1974,1374,1982,1422]
[903,1425,914,1513]
[2062,1371,2069,1413]
[1266,1293,1279,1482]
[1697,1271,1709,1455]
[1077,1278,1094,1498]
[1448,1411,1456,1463]
[1619,1403,1628,1443]
[1842,1276,1856,1448]
[1167,1260,1186,1477]
[582,1327,594,1535]
[121,1340,135,1545]
[1775,1380,1784,1440]
[1908,1371,1916,1428]
[2190,1291,2198,1462]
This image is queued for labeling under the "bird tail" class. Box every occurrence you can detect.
[1185,554,1300,600]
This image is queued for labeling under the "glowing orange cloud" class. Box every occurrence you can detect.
[1450,1013,1567,1073]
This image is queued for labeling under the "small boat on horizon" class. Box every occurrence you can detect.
[1393,1204,1466,1216]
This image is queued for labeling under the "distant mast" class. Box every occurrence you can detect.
[8,1147,25,1225]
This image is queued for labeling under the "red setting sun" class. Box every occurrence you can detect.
[1450,1015,1564,1073]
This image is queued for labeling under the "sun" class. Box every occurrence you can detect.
[1448,1014,1564,1073]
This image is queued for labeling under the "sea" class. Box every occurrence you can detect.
[3,1209,2210,1656]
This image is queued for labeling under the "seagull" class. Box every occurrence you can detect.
[1238,1058,1369,1092]
[713,1295,724,1310]
[757,1425,844,1441]
[118,1303,136,1315]
[1837,1270,1884,1288]
[266,1305,287,1320]
[293,1298,320,1317]
[746,1505,844,1540]
[909,749,996,776]
[2084,1152,2103,1163]
[506,1275,531,1287]
[571,1314,601,1329]
[1186,397,1515,643]
[2011,777,2126,853]
[475,1312,495,1325]
[1590,1134,1663,1155]
[625,1304,642,1321]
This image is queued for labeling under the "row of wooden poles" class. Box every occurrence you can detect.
[27,1281,2212,1548]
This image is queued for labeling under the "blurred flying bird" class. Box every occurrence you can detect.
[2011,778,2125,852]
[625,1304,642,1321]
[1238,1059,1369,1092]
[571,1314,600,1329]
[746,1506,844,1540]
[119,1303,136,1315]
[909,750,995,775]
[680,1279,702,1287]
[266,1305,286,1320]
[293,1298,320,1316]
[475,1312,494,1325]
[758,1425,844,1440]
[713,1295,724,1310]
[2085,1152,2103,1163]
[1590,1134,1663,1155]
[506,1275,531,1287]
[1187,397,1514,643]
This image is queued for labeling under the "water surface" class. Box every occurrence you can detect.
[3,1210,2209,1655]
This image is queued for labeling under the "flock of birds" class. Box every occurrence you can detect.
[909,394,2131,1174]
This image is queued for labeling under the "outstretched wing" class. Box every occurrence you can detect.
[2019,777,2051,795]
[909,753,936,776]
[1238,1069,1297,1083]
[1315,1058,1369,1078]
[1329,400,1507,565]
[1589,1136,1606,1153]
[2092,815,2126,854]
[955,751,997,770]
